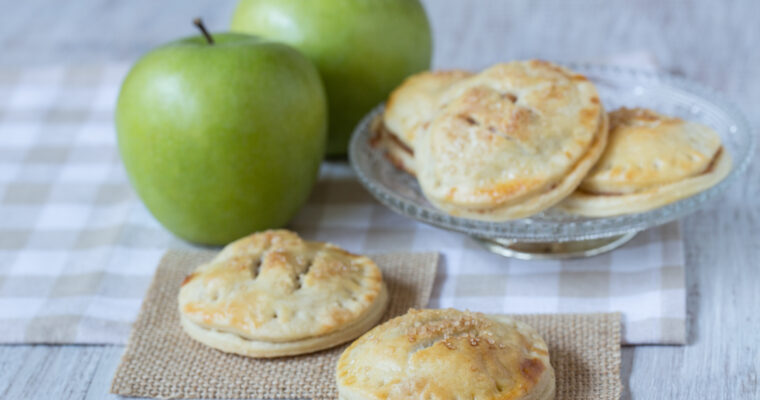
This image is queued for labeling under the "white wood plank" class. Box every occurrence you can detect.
[0,346,103,400]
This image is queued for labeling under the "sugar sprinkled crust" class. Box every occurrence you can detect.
[178,230,388,357]
[581,107,723,193]
[558,107,731,217]
[415,60,607,220]
[336,308,555,400]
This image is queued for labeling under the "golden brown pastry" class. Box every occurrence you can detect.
[373,70,472,175]
[336,308,555,400]
[415,60,608,220]
[558,107,732,216]
[178,230,388,358]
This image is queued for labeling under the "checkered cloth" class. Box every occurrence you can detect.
[0,58,685,345]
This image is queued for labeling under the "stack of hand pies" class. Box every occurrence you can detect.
[179,230,557,399]
[374,60,732,220]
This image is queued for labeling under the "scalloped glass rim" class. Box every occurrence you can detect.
[348,64,755,242]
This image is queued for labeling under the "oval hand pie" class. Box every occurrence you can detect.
[178,230,388,357]
[373,70,472,175]
[415,60,608,220]
[336,308,555,400]
[558,107,732,217]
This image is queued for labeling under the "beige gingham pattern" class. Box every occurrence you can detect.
[0,62,685,345]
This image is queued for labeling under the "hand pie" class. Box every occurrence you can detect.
[558,107,732,217]
[178,230,388,358]
[336,308,555,400]
[415,60,608,220]
[373,70,472,175]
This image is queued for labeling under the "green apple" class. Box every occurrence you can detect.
[116,25,327,245]
[231,0,432,156]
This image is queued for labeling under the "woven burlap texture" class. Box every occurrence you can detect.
[111,249,621,400]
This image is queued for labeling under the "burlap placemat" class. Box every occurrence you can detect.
[111,250,622,400]
[509,313,622,400]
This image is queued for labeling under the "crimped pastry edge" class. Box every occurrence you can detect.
[557,147,732,217]
[180,283,388,358]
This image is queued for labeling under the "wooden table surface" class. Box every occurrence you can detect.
[1,1,758,399]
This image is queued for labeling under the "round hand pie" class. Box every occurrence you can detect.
[415,60,608,220]
[558,107,732,217]
[336,308,555,400]
[178,230,388,357]
[373,70,472,175]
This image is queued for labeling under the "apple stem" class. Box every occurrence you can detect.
[193,18,214,45]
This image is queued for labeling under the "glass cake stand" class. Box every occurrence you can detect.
[348,64,755,259]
